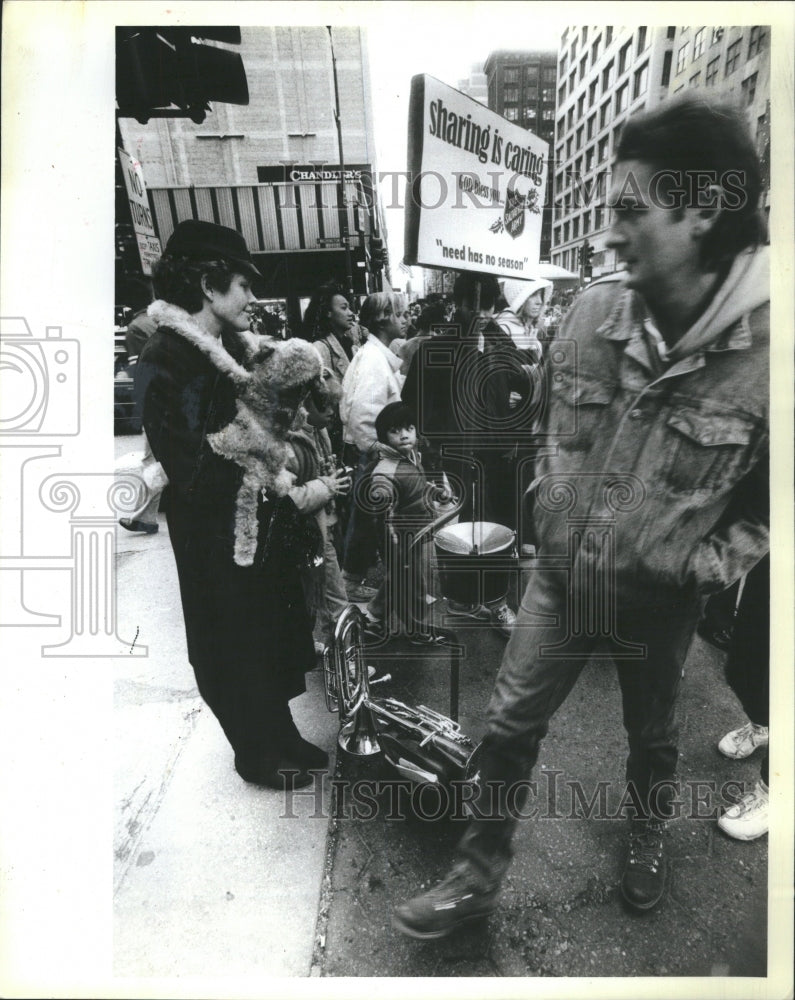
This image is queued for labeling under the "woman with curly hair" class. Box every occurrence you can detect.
[135,220,328,789]
[301,281,357,456]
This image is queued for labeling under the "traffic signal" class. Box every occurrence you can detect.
[581,240,594,278]
[370,236,385,272]
[116,27,249,124]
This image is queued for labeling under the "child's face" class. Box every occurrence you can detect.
[386,424,417,456]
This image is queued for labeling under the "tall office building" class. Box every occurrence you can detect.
[551,25,771,279]
[551,26,673,278]
[668,26,770,215]
[117,26,381,308]
[484,50,557,261]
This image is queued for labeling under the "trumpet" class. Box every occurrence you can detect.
[323,605,483,787]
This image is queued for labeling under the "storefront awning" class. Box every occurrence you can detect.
[148,180,371,254]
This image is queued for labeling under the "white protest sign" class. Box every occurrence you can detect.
[403,74,548,277]
[117,147,162,276]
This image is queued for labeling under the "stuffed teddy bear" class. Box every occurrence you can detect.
[206,336,323,566]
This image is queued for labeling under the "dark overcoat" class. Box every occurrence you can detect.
[135,302,314,758]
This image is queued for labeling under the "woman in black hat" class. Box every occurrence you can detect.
[135,220,327,789]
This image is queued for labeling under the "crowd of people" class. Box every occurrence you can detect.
[128,94,770,929]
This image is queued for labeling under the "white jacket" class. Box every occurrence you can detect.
[340,334,404,451]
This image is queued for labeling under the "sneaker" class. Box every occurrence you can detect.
[718,721,769,760]
[718,781,769,840]
[391,861,499,939]
[620,819,667,913]
[446,600,490,621]
[344,577,379,603]
[488,602,516,637]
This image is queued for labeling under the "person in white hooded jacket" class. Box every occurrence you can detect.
[494,277,553,367]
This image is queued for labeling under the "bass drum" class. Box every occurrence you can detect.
[434,521,515,607]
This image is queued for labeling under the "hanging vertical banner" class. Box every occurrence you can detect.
[117,147,162,276]
[403,74,548,277]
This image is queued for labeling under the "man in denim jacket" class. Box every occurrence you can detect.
[394,95,769,935]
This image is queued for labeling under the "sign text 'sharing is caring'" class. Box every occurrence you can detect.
[403,74,549,277]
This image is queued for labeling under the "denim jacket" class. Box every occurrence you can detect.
[533,247,769,605]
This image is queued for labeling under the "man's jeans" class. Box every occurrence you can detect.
[457,565,702,885]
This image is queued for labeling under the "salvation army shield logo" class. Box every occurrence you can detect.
[503,185,526,239]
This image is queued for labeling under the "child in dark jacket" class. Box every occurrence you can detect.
[365,402,449,645]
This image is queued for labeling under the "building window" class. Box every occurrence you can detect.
[599,99,610,129]
[602,60,614,92]
[693,27,705,60]
[689,71,701,88]
[541,87,554,101]
[633,62,648,99]
[587,112,596,139]
[637,26,648,54]
[748,26,766,59]
[661,50,673,87]
[579,54,588,80]
[618,40,632,75]
[613,122,623,146]
[583,210,591,234]
[667,26,676,40]
[567,107,574,130]
[556,143,564,163]
[504,86,519,102]
[525,86,538,101]
[615,83,628,115]
[571,36,578,60]
[558,82,567,104]
[572,216,580,239]
[576,125,584,150]
[706,56,719,85]
[569,69,576,92]
[524,108,537,124]
[591,38,600,65]
[725,38,741,76]
[563,221,570,242]
[585,146,594,171]
[504,68,519,84]
[741,72,758,105]
[711,27,724,46]
[566,137,573,159]
[577,94,585,118]
[594,205,604,229]
[606,26,613,46]
[589,79,598,107]
[525,66,538,83]
[582,26,588,45]
[676,44,689,74]
[542,108,555,121]
[504,107,519,121]
[598,136,609,162]
[543,65,556,82]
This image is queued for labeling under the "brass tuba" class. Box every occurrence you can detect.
[323,605,483,787]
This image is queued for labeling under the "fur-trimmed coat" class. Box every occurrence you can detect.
[135,302,321,751]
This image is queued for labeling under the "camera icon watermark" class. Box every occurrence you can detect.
[0,317,80,436]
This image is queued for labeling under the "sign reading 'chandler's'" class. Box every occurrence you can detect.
[403,74,548,277]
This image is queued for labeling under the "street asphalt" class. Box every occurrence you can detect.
[113,432,777,990]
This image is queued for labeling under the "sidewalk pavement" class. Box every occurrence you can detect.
[113,502,338,982]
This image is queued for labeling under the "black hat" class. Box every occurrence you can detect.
[163,220,262,277]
